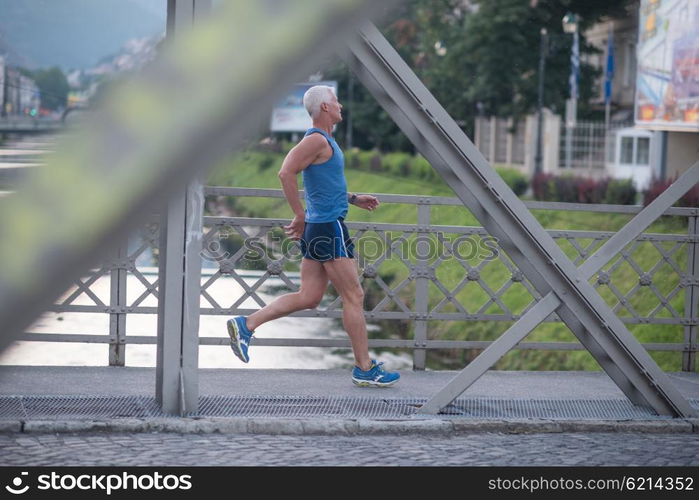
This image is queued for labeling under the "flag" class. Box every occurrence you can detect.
[604,26,615,104]
[569,31,580,100]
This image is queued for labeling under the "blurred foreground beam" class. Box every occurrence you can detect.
[0,0,389,360]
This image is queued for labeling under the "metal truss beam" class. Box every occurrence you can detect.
[419,162,699,414]
[342,21,696,417]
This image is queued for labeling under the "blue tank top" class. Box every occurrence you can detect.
[302,128,348,223]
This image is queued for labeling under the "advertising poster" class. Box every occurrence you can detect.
[635,0,699,131]
[270,81,337,133]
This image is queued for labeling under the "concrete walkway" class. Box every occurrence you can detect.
[0,366,697,435]
[9,365,696,398]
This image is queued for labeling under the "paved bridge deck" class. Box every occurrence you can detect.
[0,366,697,434]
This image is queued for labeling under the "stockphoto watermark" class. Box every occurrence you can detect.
[200,229,500,265]
[4,471,193,495]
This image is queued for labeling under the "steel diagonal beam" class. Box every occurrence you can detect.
[579,161,699,278]
[420,163,699,414]
[0,0,392,356]
[343,22,697,417]
[63,274,107,308]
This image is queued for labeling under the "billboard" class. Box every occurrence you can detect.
[270,81,337,133]
[635,0,699,131]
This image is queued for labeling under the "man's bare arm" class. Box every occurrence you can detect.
[278,134,326,238]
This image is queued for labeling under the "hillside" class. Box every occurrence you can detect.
[207,150,694,372]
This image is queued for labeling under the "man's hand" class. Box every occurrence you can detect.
[284,214,305,240]
[353,194,380,212]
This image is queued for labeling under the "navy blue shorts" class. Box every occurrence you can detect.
[299,218,355,261]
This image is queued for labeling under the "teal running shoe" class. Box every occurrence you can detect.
[351,360,400,387]
[227,316,253,363]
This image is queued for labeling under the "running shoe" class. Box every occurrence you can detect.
[351,359,400,387]
[227,316,253,363]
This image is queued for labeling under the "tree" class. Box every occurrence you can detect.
[321,0,632,152]
[441,0,630,121]
[26,67,69,111]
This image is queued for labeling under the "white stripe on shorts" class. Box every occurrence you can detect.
[336,220,348,256]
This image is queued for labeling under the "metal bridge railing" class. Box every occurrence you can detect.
[18,187,699,372]
[0,117,63,134]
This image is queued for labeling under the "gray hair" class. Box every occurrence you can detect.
[303,85,336,118]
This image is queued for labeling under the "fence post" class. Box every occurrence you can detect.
[109,239,127,366]
[545,112,560,173]
[489,116,496,163]
[683,215,698,372]
[413,203,430,370]
[506,117,513,166]
[474,116,481,152]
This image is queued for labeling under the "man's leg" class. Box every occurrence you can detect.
[245,258,328,331]
[322,257,372,371]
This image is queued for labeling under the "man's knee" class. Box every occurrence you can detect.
[341,284,364,306]
[298,291,323,309]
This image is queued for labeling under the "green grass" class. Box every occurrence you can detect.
[207,151,696,372]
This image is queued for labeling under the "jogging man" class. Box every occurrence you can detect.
[227,84,400,387]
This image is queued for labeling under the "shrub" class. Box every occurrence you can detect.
[413,155,438,181]
[680,182,699,207]
[576,176,609,204]
[644,174,699,208]
[348,150,411,176]
[369,153,382,172]
[355,150,378,171]
[532,173,635,204]
[553,175,579,203]
[344,149,360,169]
[604,178,637,205]
[280,140,295,154]
[532,172,555,201]
[643,176,674,206]
[383,152,412,177]
[495,166,528,196]
[258,152,276,170]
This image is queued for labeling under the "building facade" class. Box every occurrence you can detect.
[0,55,40,117]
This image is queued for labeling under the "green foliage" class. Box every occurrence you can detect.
[412,154,438,181]
[23,67,69,110]
[258,153,276,171]
[604,178,637,205]
[382,152,413,177]
[645,175,699,208]
[494,166,528,196]
[532,173,638,205]
[322,0,631,152]
[208,148,690,372]
[343,149,359,169]
[354,150,380,171]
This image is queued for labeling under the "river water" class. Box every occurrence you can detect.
[0,270,411,370]
[0,134,413,370]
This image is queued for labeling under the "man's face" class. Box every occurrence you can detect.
[324,93,342,123]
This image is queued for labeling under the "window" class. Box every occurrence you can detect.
[618,135,651,166]
[620,136,634,164]
[636,137,650,165]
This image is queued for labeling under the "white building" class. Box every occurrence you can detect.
[474,0,698,191]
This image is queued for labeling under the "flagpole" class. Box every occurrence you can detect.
[604,21,615,168]
[563,12,579,171]
[605,97,611,165]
